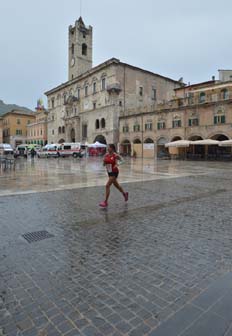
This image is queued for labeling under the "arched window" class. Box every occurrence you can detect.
[101,118,106,129]
[95,119,100,129]
[82,43,87,56]
[62,126,65,133]
[58,127,62,134]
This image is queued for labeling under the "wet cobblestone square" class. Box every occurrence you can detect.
[1,158,232,335]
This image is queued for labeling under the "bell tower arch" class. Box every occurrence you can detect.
[68,17,93,80]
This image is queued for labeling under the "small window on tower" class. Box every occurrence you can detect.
[82,43,87,56]
[71,43,74,55]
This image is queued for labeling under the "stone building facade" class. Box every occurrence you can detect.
[119,70,232,158]
[45,18,181,146]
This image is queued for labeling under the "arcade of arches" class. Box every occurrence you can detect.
[119,133,232,160]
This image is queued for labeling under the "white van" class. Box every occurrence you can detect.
[0,144,14,156]
[58,143,83,158]
[37,144,59,158]
[14,144,29,158]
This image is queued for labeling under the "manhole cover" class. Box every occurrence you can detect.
[22,230,54,243]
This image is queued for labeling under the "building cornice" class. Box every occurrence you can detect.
[45,58,182,96]
[119,99,232,119]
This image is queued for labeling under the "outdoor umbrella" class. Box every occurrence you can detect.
[165,140,191,148]
[27,144,36,149]
[191,139,220,145]
[219,140,232,147]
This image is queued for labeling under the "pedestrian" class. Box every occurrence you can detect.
[30,148,36,159]
[99,144,128,208]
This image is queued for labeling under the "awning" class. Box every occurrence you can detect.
[165,140,191,148]
[219,140,232,147]
[191,139,220,145]
[88,141,107,148]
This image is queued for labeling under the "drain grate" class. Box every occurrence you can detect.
[22,230,54,243]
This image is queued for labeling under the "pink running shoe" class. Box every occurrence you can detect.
[99,201,108,208]
[124,192,129,202]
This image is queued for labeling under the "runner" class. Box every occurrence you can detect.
[99,144,128,208]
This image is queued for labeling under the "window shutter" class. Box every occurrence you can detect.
[214,116,217,124]
[221,115,225,123]
[189,119,191,127]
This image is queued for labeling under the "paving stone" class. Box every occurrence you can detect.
[148,304,202,336]
[181,311,230,336]
[3,161,232,336]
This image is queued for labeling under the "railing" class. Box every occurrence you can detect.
[0,156,15,171]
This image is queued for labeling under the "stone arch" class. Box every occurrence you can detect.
[157,137,168,145]
[156,137,169,158]
[144,138,154,144]
[120,139,131,156]
[94,135,107,144]
[171,136,182,142]
[133,138,142,144]
[209,133,229,141]
[188,134,203,141]
[82,43,87,56]
[58,139,65,144]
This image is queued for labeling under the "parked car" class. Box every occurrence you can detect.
[14,144,29,158]
[0,143,14,156]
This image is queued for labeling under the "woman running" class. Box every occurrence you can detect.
[99,144,128,208]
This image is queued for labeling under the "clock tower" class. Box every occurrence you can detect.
[68,17,93,80]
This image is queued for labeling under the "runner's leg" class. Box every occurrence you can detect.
[105,177,114,202]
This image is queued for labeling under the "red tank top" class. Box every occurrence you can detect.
[104,153,118,173]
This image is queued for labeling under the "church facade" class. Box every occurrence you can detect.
[45,17,181,145]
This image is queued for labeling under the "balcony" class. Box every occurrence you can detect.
[64,95,79,106]
[107,83,121,94]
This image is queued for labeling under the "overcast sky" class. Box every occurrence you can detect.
[0,0,231,109]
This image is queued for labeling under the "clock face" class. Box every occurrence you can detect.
[70,58,75,67]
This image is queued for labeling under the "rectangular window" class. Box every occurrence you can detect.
[93,102,96,109]
[123,126,129,133]
[17,119,21,125]
[77,89,80,99]
[93,82,97,94]
[16,129,22,135]
[101,78,106,90]
[214,115,226,124]
[133,124,140,132]
[172,120,182,128]
[188,118,199,126]
[157,122,165,130]
[152,88,156,100]
[139,87,143,96]
[85,86,88,97]
[27,120,31,124]
[145,122,152,131]
[51,98,55,108]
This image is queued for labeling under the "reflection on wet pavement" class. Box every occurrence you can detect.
[0,157,222,196]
